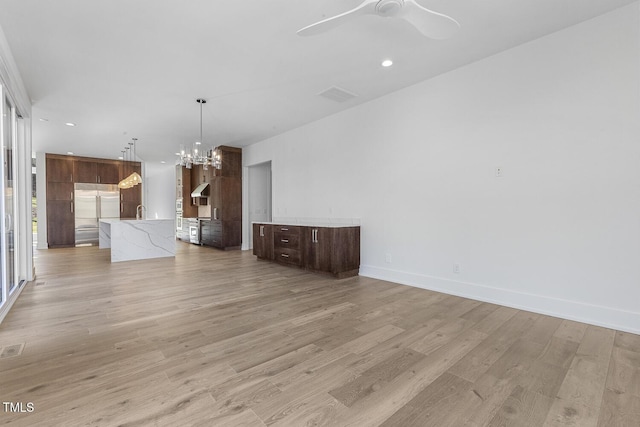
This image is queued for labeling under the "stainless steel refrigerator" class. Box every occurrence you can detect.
[74,183,120,246]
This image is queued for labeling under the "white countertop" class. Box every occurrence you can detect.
[253,221,360,228]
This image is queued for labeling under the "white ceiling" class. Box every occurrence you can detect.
[0,0,635,163]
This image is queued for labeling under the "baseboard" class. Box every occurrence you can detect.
[359,265,640,335]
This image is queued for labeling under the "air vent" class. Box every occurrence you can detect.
[0,343,25,359]
[318,86,358,103]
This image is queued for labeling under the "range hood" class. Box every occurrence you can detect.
[191,183,209,198]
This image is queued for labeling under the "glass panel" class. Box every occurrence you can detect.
[3,94,15,295]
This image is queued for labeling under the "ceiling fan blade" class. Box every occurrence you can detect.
[401,0,460,39]
[297,0,378,36]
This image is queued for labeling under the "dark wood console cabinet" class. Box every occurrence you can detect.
[253,223,360,278]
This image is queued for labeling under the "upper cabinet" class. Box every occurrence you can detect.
[46,157,74,182]
[97,162,120,184]
[74,159,120,184]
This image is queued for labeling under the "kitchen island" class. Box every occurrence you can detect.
[99,219,175,262]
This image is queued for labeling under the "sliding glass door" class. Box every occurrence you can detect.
[1,85,19,308]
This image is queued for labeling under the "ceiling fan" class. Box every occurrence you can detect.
[297,0,460,40]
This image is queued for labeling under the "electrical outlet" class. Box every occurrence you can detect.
[495,167,503,177]
[453,263,461,274]
[385,253,392,263]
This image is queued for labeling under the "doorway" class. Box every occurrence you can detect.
[247,161,272,249]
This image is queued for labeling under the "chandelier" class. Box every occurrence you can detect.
[178,98,222,170]
[118,137,143,189]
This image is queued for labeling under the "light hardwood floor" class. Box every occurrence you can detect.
[0,243,638,426]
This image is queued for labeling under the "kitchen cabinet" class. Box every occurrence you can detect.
[253,223,274,260]
[252,223,360,278]
[45,154,75,247]
[303,226,360,278]
[46,200,75,248]
[97,162,120,184]
[46,156,74,182]
[273,225,302,266]
[47,182,74,201]
[74,159,121,184]
[73,160,96,183]
[200,219,241,250]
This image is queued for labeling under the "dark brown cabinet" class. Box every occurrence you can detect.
[303,226,361,278]
[47,182,74,201]
[73,160,97,183]
[253,223,274,260]
[97,162,120,184]
[46,154,75,247]
[46,200,75,247]
[74,159,121,184]
[253,223,360,278]
[46,157,74,182]
[273,225,302,266]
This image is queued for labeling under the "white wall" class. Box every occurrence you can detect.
[243,4,640,334]
[143,163,176,219]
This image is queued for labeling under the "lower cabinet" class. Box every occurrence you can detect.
[47,200,75,248]
[200,219,241,250]
[252,223,360,278]
[274,225,302,266]
[253,223,274,260]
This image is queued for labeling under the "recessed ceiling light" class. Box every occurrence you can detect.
[381,59,393,67]
[39,118,49,122]
[67,151,74,155]
[195,141,201,145]
[65,122,76,127]
[160,161,166,164]
[118,156,124,160]
[175,152,180,156]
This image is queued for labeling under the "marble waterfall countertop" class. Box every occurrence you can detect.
[99,219,175,263]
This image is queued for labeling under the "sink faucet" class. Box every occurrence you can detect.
[136,205,146,220]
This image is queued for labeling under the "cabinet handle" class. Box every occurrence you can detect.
[70,191,73,200]
[70,202,74,213]
[281,254,289,258]
[281,227,288,231]
[97,175,101,183]
[281,239,289,243]
[70,174,73,182]
[259,225,264,237]
[121,203,123,213]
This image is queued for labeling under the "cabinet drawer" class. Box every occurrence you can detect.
[274,225,301,235]
[274,233,300,249]
[275,247,301,265]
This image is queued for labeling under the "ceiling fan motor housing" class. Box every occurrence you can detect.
[376,0,404,17]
